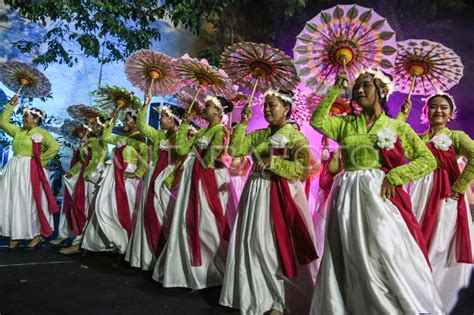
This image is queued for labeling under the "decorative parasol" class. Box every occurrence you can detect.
[0,60,51,98]
[308,93,354,116]
[392,39,463,111]
[67,104,102,122]
[220,42,300,109]
[125,49,181,96]
[174,87,208,128]
[60,120,86,140]
[93,85,142,118]
[175,55,235,113]
[293,4,397,92]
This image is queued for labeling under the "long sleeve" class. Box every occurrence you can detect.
[0,104,20,137]
[452,131,474,193]
[69,158,83,176]
[268,132,310,180]
[176,123,194,156]
[229,123,256,157]
[134,140,149,178]
[102,120,120,145]
[385,122,437,186]
[137,108,166,143]
[39,129,60,167]
[202,126,228,168]
[309,86,345,141]
[83,139,108,178]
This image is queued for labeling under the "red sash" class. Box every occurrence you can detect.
[30,141,59,237]
[144,149,168,256]
[422,142,473,263]
[319,151,336,193]
[70,147,92,235]
[380,138,431,267]
[114,146,132,237]
[187,151,230,266]
[270,175,318,278]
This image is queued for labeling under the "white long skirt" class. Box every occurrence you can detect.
[311,169,443,314]
[312,187,331,270]
[0,156,54,240]
[125,164,177,270]
[153,153,237,289]
[58,173,99,244]
[220,173,317,315]
[81,163,140,254]
[410,172,474,312]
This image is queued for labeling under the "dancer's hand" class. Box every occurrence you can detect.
[240,106,252,124]
[381,178,395,200]
[450,189,461,201]
[124,172,138,179]
[254,157,271,173]
[143,89,152,107]
[335,71,349,89]
[401,96,412,115]
[9,95,19,107]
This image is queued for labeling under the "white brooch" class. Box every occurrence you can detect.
[195,136,210,150]
[31,133,44,144]
[117,138,127,148]
[159,139,169,151]
[269,134,289,148]
[432,134,452,151]
[322,148,330,161]
[376,127,397,150]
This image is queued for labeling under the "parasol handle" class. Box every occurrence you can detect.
[246,78,260,110]
[341,58,348,89]
[402,75,417,115]
[149,77,156,91]
[15,84,25,97]
[187,86,202,114]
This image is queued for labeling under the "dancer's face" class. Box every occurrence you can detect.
[123,113,136,132]
[263,95,289,126]
[160,112,174,130]
[428,96,452,127]
[23,113,38,130]
[201,100,221,122]
[353,74,379,110]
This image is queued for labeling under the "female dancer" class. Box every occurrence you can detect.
[126,90,185,270]
[59,118,108,254]
[153,95,236,289]
[309,69,443,314]
[407,93,473,311]
[81,109,148,253]
[220,89,318,315]
[0,95,59,249]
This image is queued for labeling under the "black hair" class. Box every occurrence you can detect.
[125,111,137,122]
[25,107,46,125]
[216,96,234,114]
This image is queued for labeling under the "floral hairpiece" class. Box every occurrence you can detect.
[205,95,222,110]
[95,116,105,128]
[264,88,295,108]
[83,124,93,133]
[158,105,182,124]
[420,90,457,124]
[23,107,45,119]
[354,68,396,97]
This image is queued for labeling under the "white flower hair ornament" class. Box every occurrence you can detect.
[156,105,182,124]
[23,108,45,120]
[376,127,397,150]
[420,90,457,124]
[95,116,105,128]
[264,89,295,109]
[354,67,396,98]
[31,133,44,144]
[431,134,452,151]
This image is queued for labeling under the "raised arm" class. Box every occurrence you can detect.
[0,103,21,137]
[452,131,474,193]
[137,106,165,143]
[309,86,345,141]
[385,122,437,186]
[102,118,121,145]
